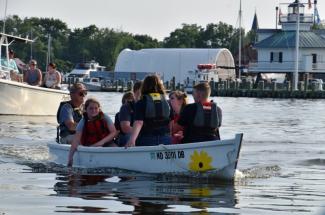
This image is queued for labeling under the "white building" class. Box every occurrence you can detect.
[249,0,325,79]
[114,48,235,84]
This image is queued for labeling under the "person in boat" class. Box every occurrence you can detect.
[43,62,61,89]
[114,81,142,146]
[68,97,118,166]
[57,83,86,144]
[23,59,42,86]
[126,75,171,147]
[114,91,136,146]
[7,49,22,82]
[132,80,143,102]
[173,82,222,143]
[169,90,188,144]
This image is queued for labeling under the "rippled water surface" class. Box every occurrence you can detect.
[1,92,325,214]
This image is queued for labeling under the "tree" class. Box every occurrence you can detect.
[163,24,203,48]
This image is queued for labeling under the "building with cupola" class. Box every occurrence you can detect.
[249,0,325,81]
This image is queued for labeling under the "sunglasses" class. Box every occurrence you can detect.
[78,91,87,97]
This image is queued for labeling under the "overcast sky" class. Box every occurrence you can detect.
[2,0,324,40]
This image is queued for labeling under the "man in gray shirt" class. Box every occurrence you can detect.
[57,83,87,144]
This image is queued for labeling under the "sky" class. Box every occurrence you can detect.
[2,0,324,41]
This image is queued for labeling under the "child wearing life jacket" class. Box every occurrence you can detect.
[67,97,118,166]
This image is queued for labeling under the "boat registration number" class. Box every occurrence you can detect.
[150,150,185,160]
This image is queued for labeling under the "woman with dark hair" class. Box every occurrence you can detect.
[44,62,61,89]
[126,75,171,147]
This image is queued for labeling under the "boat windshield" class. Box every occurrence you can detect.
[75,63,90,70]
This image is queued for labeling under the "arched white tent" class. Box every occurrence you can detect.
[114,48,235,84]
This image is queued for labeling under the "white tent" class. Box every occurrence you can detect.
[114,48,235,84]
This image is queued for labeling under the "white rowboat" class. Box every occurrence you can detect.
[48,133,243,180]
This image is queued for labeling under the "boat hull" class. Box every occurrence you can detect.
[0,79,69,115]
[82,82,102,91]
[48,133,243,180]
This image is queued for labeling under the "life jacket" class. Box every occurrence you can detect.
[56,101,83,142]
[143,93,170,128]
[182,102,220,143]
[193,102,220,128]
[81,111,110,146]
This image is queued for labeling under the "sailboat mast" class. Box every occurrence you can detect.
[238,0,242,80]
[294,0,300,91]
[2,0,8,33]
[46,34,51,72]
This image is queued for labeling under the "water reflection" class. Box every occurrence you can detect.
[53,173,238,214]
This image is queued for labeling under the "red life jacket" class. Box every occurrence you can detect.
[81,111,110,146]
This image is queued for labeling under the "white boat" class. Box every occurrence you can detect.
[82,77,102,91]
[0,33,69,115]
[67,61,106,81]
[184,64,220,93]
[48,133,243,180]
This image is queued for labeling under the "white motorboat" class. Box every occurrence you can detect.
[67,61,106,81]
[0,33,69,115]
[48,133,243,180]
[184,64,236,93]
[184,64,219,93]
[82,77,102,91]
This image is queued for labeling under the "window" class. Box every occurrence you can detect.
[312,54,317,64]
[279,52,283,63]
[270,52,283,63]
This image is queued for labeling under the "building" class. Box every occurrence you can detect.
[249,0,325,81]
[114,48,235,84]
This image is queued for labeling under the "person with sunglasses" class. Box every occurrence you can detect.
[23,59,42,86]
[56,83,87,144]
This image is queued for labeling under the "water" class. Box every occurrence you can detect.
[1,92,325,214]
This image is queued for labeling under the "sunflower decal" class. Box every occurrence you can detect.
[188,150,213,172]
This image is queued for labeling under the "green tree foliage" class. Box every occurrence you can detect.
[163,24,203,48]
[1,15,250,73]
[1,16,161,73]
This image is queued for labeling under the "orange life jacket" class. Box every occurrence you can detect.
[81,111,110,146]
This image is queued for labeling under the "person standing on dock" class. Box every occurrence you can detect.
[126,75,171,147]
[173,82,222,143]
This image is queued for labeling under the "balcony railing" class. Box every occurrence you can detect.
[279,14,313,23]
[248,61,325,73]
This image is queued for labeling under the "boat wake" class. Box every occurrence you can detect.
[238,165,281,179]
[0,137,49,163]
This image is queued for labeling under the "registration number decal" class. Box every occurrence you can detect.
[150,150,185,160]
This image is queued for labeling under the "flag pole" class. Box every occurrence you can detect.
[238,0,242,80]
[294,0,300,91]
